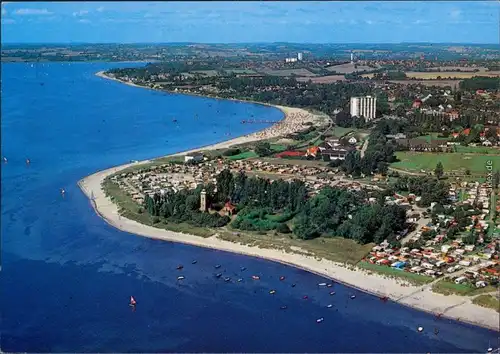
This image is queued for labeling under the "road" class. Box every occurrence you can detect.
[360,138,369,158]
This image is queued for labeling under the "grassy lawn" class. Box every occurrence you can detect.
[227,151,258,160]
[102,179,215,238]
[416,134,450,143]
[431,279,497,296]
[472,295,500,312]
[392,152,500,175]
[356,261,433,286]
[270,144,287,152]
[455,146,500,154]
[331,127,354,137]
[218,230,372,265]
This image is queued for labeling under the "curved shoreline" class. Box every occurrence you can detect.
[79,71,500,332]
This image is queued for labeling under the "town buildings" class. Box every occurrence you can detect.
[350,96,377,120]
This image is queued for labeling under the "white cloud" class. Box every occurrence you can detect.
[1,18,15,24]
[78,18,90,23]
[14,8,53,16]
[96,6,105,12]
[73,10,89,17]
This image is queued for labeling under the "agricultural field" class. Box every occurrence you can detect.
[296,75,346,83]
[223,69,257,74]
[388,80,461,89]
[405,70,500,79]
[455,145,500,154]
[260,68,317,77]
[191,70,219,77]
[428,66,489,72]
[325,62,375,74]
[392,152,500,175]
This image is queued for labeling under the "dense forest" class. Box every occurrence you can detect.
[459,77,499,91]
[142,169,408,245]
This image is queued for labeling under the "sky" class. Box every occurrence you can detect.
[1,1,498,44]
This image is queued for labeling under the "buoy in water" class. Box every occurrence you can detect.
[417,326,424,333]
[177,276,185,280]
[269,290,276,295]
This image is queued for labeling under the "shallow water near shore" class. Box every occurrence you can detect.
[1,62,498,353]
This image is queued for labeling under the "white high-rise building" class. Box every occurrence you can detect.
[350,96,377,120]
[297,52,303,61]
[350,52,354,63]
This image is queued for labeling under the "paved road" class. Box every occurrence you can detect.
[360,138,369,158]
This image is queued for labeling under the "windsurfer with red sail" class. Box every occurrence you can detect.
[130,296,137,310]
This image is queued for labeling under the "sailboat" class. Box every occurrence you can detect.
[129,296,137,306]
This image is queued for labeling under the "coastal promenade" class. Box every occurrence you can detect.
[79,72,500,331]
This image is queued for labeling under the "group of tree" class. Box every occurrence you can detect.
[142,169,408,245]
[459,77,499,91]
[390,175,450,207]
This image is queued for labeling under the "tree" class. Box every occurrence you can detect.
[255,142,272,157]
[434,162,444,179]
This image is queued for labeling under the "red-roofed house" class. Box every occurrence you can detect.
[463,128,471,136]
[412,99,423,109]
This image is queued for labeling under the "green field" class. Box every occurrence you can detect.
[416,134,450,143]
[228,151,258,160]
[331,127,354,138]
[472,295,500,312]
[357,261,433,286]
[455,146,500,154]
[392,152,500,175]
[431,279,497,296]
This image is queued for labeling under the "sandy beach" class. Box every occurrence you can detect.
[80,71,500,331]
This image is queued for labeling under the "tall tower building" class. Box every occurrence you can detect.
[350,96,377,120]
[199,189,207,212]
[350,52,354,63]
[297,52,303,61]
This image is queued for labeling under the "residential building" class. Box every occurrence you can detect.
[350,96,377,120]
[185,152,204,163]
[297,52,303,61]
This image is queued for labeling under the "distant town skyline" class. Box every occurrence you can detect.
[1,1,498,44]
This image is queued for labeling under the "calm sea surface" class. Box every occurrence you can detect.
[1,62,498,353]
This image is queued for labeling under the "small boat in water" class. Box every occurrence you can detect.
[327,283,333,288]
[327,304,333,308]
[330,291,336,295]
[176,265,184,270]
[434,328,439,335]
[417,326,424,333]
[269,290,276,295]
[251,275,260,280]
[318,283,327,286]
[130,296,137,306]
[215,273,222,278]
[224,277,231,282]
[192,260,197,264]
[291,284,296,287]
[177,276,185,280]
[215,265,221,269]
[316,317,324,323]
[237,278,243,282]
[240,267,246,271]
[280,305,288,310]
[279,276,285,281]
[26,158,31,165]
[350,295,356,299]
[2,157,7,163]
[303,295,309,300]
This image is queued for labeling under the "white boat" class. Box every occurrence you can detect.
[327,304,333,308]
[318,283,327,286]
[316,317,324,323]
[417,326,424,332]
[177,276,185,280]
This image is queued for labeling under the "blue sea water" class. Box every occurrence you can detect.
[1,62,498,353]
